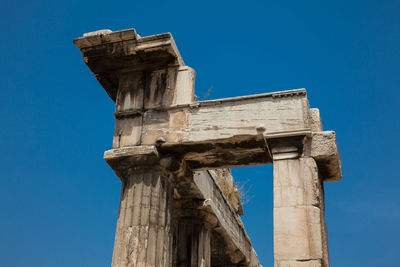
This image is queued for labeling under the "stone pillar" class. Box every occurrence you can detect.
[173,200,216,267]
[174,217,211,267]
[111,166,174,267]
[273,157,329,267]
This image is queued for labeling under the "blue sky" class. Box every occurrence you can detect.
[1,0,399,266]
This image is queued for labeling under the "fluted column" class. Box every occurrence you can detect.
[173,200,216,267]
[175,218,211,267]
[111,166,174,267]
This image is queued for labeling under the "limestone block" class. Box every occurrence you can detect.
[321,220,329,267]
[274,206,323,261]
[174,66,196,105]
[115,72,145,113]
[141,110,170,145]
[309,108,323,132]
[310,131,342,181]
[186,90,309,143]
[273,158,322,208]
[113,117,143,148]
[310,131,338,159]
[140,109,190,145]
[275,259,322,267]
[144,68,177,110]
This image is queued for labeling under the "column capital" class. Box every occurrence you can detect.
[104,145,187,180]
[268,135,305,160]
[268,131,342,182]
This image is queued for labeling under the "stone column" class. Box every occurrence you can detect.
[273,157,328,267]
[173,200,216,267]
[73,29,197,267]
[174,217,211,267]
[104,146,184,267]
[111,167,174,267]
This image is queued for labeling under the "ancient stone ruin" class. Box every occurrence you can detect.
[74,28,342,267]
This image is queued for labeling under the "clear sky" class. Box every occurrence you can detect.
[1,0,399,266]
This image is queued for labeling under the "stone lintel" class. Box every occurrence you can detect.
[104,129,341,183]
[162,133,310,170]
[115,88,310,147]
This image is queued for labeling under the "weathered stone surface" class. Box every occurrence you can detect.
[104,146,161,176]
[209,169,243,215]
[310,131,339,160]
[183,90,310,143]
[115,72,145,112]
[119,89,311,147]
[137,90,312,170]
[192,171,259,266]
[273,158,321,208]
[174,66,196,105]
[273,158,327,265]
[76,29,138,49]
[309,108,323,132]
[274,206,323,261]
[73,29,184,101]
[83,29,112,37]
[321,219,329,267]
[113,117,143,148]
[173,212,212,267]
[309,131,342,182]
[275,260,322,267]
[112,170,174,267]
